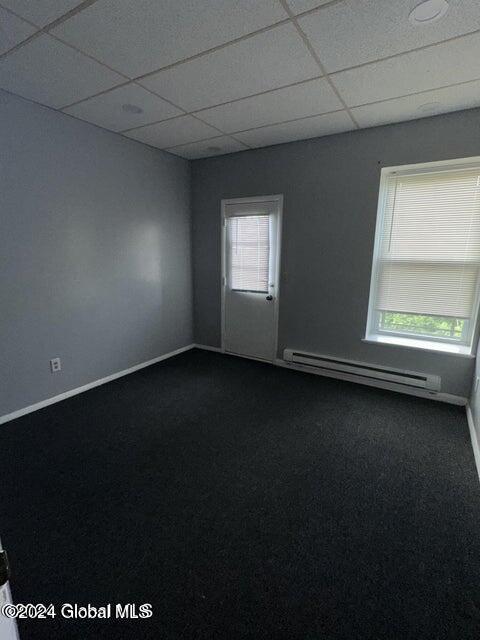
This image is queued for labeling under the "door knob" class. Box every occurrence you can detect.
[266,295,273,301]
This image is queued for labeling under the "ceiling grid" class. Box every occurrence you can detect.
[0,0,478,158]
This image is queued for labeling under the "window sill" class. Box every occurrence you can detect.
[363,335,475,358]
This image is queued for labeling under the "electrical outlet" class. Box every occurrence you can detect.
[50,358,61,373]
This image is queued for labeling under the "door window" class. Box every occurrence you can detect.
[227,215,270,293]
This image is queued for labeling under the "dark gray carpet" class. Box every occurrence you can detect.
[1,349,479,639]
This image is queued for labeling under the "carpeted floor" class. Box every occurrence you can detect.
[1,348,479,639]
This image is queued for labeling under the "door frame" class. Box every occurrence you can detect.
[0,537,20,640]
[220,194,283,363]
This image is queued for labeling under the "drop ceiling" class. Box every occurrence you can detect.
[1,0,479,159]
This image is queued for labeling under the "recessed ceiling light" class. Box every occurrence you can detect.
[417,101,443,113]
[409,0,449,25]
[122,103,143,114]
[207,146,222,152]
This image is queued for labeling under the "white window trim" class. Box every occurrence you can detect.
[362,336,474,358]
[365,156,480,357]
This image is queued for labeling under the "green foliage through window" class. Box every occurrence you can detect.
[379,312,466,341]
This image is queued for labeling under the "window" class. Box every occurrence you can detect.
[366,158,480,355]
[227,215,270,292]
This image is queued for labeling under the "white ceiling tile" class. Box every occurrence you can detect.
[52,0,288,78]
[234,110,354,148]
[0,6,36,55]
[299,0,480,72]
[351,81,480,128]
[286,0,331,15]
[0,34,124,108]
[196,78,342,133]
[1,1,83,27]
[139,24,320,112]
[332,32,480,107]
[124,115,219,149]
[64,84,182,131]
[167,136,248,160]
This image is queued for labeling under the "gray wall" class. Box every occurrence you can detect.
[0,89,193,416]
[192,108,480,398]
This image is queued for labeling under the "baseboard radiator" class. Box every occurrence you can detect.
[283,349,441,391]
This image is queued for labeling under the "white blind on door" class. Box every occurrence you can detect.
[228,215,270,292]
[374,167,480,318]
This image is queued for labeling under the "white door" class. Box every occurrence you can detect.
[222,195,282,362]
[0,541,19,640]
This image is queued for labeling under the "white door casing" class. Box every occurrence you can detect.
[221,195,283,362]
[0,540,19,640]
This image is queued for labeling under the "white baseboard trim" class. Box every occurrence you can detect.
[190,348,467,405]
[466,404,480,482]
[274,359,467,406]
[194,343,223,353]
[0,344,195,426]
[195,345,273,364]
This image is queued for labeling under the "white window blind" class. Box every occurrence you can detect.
[227,215,270,292]
[368,163,480,348]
